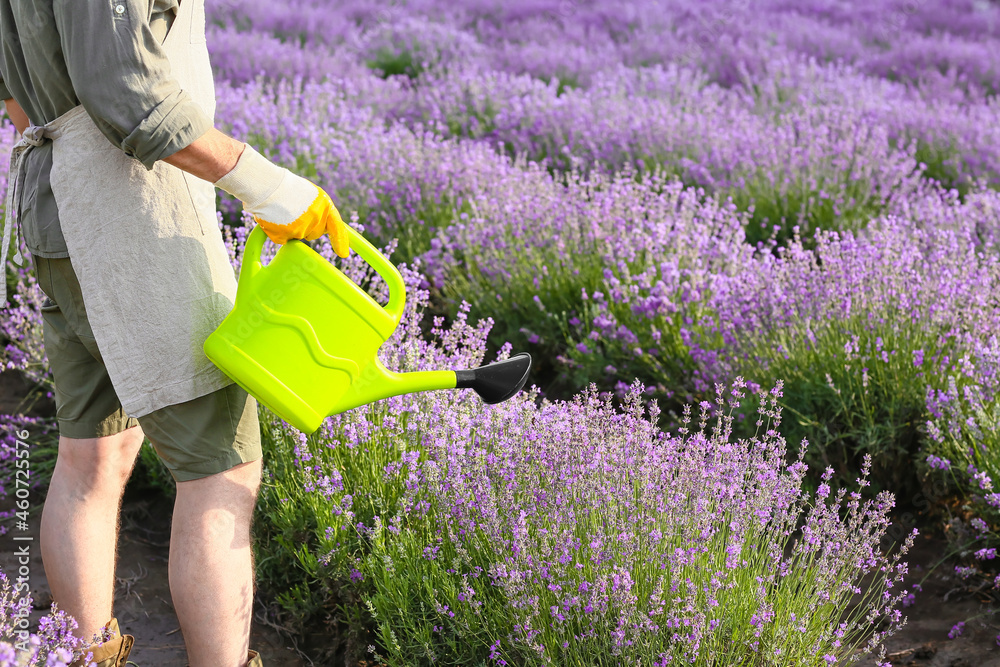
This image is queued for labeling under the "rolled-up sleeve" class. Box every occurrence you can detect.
[53,0,212,169]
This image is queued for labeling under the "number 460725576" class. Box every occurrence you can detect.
[13,429,31,516]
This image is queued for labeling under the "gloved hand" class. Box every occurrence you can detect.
[213,145,349,257]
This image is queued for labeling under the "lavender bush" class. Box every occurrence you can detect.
[921,339,1000,562]
[388,62,928,241]
[2,269,51,396]
[251,232,913,665]
[701,188,1000,486]
[0,416,57,538]
[428,166,751,404]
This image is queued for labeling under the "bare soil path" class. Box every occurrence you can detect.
[875,531,1000,666]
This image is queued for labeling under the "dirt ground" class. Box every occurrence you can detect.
[879,531,1000,667]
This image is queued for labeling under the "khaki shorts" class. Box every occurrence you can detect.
[32,253,262,482]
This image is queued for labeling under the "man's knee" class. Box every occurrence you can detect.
[184,459,262,493]
[175,460,262,522]
[57,426,144,489]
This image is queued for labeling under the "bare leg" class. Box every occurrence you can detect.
[39,426,145,644]
[169,459,261,667]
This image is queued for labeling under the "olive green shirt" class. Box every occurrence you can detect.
[0,0,214,258]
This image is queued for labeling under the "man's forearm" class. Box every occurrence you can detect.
[163,127,245,183]
[3,98,30,135]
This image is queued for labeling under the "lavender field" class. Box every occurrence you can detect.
[5,0,1000,665]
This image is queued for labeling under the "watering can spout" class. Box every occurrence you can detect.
[337,353,533,414]
[455,353,533,404]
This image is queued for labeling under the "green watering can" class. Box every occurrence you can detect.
[203,225,532,434]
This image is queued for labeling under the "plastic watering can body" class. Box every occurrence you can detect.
[204,225,532,434]
[204,225,454,433]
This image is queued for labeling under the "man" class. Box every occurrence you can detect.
[0,1,349,666]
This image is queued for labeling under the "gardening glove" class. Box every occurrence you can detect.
[214,144,350,257]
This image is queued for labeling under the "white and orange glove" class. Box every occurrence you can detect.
[214,145,350,257]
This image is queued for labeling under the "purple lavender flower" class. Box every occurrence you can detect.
[926,455,952,471]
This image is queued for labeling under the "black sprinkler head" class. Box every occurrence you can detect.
[455,353,532,404]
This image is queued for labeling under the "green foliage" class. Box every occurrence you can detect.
[912,138,968,197]
[368,49,424,79]
[924,368,1000,525]
[730,173,886,247]
[443,221,608,398]
[539,279,716,410]
[535,73,580,97]
[252,411,364,664]
[443,101,498,139]
[731,313,958,497]
[124,440,177,500]
[441,173,743,408]
[293,152,320,181]
[393,200,470,266]
[628,147,897,248]
[344,198,471,268]
[0,419,59,519]
[928,382,1000,477]
[354,521,511,667]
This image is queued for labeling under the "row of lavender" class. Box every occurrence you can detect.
[209,0,1000,92]
[209,46,1000,243]
[4,0,1000,663]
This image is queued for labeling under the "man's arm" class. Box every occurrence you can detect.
[4,95,348,256]
[54,0,213,170]
[163,127,244,183]
[175,132,350,258]
[3,98,29,135]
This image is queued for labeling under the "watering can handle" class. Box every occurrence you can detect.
[240,224,407,323]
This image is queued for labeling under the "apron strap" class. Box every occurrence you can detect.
[2,124,52,305]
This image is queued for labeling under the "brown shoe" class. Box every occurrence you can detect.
[69,618,134,667]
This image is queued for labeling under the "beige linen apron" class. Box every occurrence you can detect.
[32,0,236,417]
